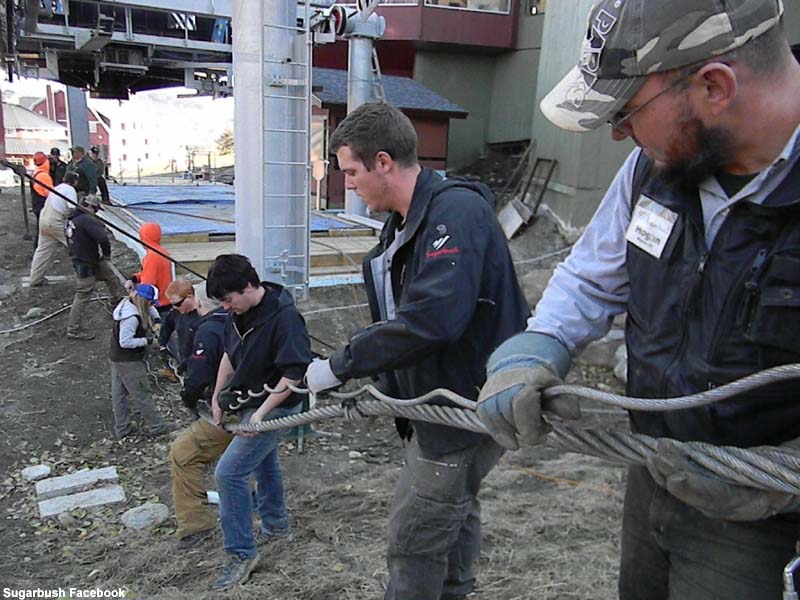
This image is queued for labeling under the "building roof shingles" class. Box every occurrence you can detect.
[312,67,467,117]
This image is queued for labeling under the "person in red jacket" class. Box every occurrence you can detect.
[128,222,173,315]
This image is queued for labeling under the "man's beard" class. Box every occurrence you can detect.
[655,116,735,195]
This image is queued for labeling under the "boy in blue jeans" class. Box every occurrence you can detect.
[206,254,312,592]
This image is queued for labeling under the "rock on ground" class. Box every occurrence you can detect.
[121,502,170,530]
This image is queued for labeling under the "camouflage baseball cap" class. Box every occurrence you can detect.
[541,0,785,133]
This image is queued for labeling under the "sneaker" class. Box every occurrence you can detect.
[208,553,260,592]
[255,526,293,547]
[176,527,216,550]
[66,330,95,340]
[29,277,49,287]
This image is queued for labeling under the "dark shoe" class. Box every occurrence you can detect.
[208,553,260,591]
[255,526,293,547]
[143,422,179,438]
[176,527,216,550]
[29,277,48,287]
[66,330,95,340]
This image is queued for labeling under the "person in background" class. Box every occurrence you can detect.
[89,145,110,204]
[29,171,79,287]
[48,147,67,186]
[169,282,231,549]
[64,194,125,340]
[109,283,173,439]
[30,151,53,248]
[127,222,174,315]
[67,145,97,198]
[206,253,312,592]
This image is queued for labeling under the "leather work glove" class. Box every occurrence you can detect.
[647,438,800,522]
[477,332,580,450]
[305,358,343,394]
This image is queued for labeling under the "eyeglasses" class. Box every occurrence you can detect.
[172,296,190,308]
[607,68,699,133]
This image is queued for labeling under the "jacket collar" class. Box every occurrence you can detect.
[381,168,442,245]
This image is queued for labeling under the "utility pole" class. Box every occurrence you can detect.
[344,4,385,216]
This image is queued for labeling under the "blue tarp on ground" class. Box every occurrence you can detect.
[109,184,356,236]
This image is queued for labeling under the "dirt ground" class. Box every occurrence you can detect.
[0,182,629,599]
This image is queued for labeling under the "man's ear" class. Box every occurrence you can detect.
[375,150,393,173]
[696,62,737,118]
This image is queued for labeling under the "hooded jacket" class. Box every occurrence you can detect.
[329,168,530,457]
[221,283,312,411]
[134,223,173,307]
[32,159,53,199]
[181,308,228,408]
[65,207,111,266]
[110,298,158,362]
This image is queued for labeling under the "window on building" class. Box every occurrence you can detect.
[425,0,510,13]
[89,122,98,133]
[122,139,127,146]
[121,123,125,131]
[144,139,148,145]
[123,154,127,161]
[145,153,149,159]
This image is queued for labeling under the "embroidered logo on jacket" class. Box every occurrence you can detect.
[426,234,460,259]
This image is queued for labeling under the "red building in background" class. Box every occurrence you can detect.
[22,85,111,159]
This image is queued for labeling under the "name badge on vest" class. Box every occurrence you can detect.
[625,196,678,259]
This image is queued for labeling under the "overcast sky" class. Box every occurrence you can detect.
[3,75,234,150]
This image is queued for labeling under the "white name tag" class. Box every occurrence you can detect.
[625,196,678,259]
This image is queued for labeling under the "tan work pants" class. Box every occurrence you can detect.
[170,418,233,539]
[29,204,67,285]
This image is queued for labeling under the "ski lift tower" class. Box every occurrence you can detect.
[233,0,384,299]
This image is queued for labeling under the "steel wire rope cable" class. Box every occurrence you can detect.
[0,296,110,335]
[7,162,353,351]
[201,363,800,494]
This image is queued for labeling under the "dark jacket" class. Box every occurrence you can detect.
[69,155,98,194]
[330,168,530,457]
[222,283,312,411]
[626,155,800,448]
[65,208,111,267]
[159,308,202,368]
[181,308,228,409]
[49,156,67,186]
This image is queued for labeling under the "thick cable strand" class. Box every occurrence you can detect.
[544,363,800,411]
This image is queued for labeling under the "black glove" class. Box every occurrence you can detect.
[180,388,200,419]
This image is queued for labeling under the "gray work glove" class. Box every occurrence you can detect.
[647,438,800,522]
[477,332,580,450]
[305,358,343,394]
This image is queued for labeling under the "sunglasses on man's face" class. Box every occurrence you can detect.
[172,296,190,308]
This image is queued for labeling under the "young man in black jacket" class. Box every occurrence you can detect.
[206,254,312,592]
[48,147,67,186]
[306,101,530,600]
[168,282,232,549]
[64,195,125,340]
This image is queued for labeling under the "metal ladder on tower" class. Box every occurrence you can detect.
[261,0,314,301]
[372,46,385,101]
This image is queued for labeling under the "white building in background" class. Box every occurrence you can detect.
[96,90,233,180]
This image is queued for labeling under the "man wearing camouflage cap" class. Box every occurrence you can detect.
[478,0,800,597]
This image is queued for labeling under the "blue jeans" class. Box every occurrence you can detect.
[215,404,300,558]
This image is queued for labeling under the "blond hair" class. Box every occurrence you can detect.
[194,281,222,312]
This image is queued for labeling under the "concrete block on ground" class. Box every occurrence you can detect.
[121,502,169,530]
[21,464,51,482]
[577,329,625,369]
[35,466,119,500]
[39,485,126,518]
